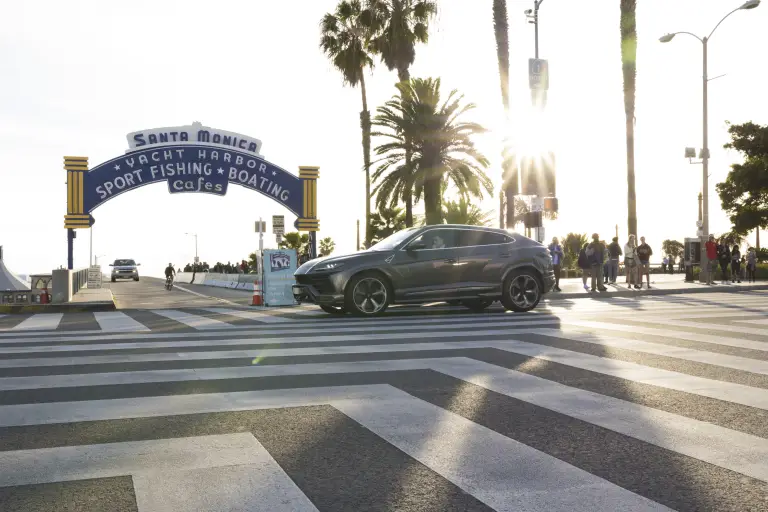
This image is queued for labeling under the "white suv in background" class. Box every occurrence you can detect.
[110,259,140,282]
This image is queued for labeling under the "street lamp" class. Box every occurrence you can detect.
[184,232,198,267]
[94,254,106,265]
[659,0,759,282]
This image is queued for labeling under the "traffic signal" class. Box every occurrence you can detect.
[543,197,558,213]
[524,211,542,228]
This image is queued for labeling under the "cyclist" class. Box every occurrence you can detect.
[164,263,176,288]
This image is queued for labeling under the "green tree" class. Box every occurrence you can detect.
[620,0,638,237]
[442,197,493,226]
[562,233,588,270]
[319,237,336,255]
[320,0,379,247]
[371,206,407,242]
[717,230,746,248]
[278,232,310,253]
[493,0,512,229]
[373,78,492,226]
[661,239,684,260]
[717,121,768,250]
[367,0,437,228]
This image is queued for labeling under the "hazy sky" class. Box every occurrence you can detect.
[1,0,766,277]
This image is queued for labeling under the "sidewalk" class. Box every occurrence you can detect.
[0,287,116,314]
[551,272,768,299]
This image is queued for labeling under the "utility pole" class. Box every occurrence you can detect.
[525,0,546,108]
[698,193,703,222]
[356,220,360,251]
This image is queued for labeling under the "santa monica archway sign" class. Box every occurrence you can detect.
[63,122,319,269]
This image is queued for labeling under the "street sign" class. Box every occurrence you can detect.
[272,215,285,235]
[255,220,266,233]
[528,58,549,90]
[87,265,102,289]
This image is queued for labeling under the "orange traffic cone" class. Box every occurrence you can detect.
[251,279,263,306]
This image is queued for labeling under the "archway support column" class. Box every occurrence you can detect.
[297,166,320,259]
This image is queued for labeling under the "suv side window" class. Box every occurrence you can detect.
[457,229,509,247]
[407,229,457,250]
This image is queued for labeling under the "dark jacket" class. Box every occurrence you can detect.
[587,241,605,266]
[578,246,590,270]
[636,243,652,261]
[608,241,622,259]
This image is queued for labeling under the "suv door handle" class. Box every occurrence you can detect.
[444,258,457,264]
[500,252,512,258]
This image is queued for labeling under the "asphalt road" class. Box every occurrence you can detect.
[0,291,766,511]
[106,277,254,309]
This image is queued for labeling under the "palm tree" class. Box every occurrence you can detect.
[442,197,493,226]
[620,0,638,237]
[366,0,437,227]
[493,0,512,229]
[278,232,310,253]
[320,0,379,247]
[374,78,492,225]
[370,206,407,242]
[319,237,336,255]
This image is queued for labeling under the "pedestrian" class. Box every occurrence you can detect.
[668,254,675,274]
[636,236,653,289]
[624,234,639,289]
[704,234,718,285]
[717,243,731,284]
[607,236,622,284]
[548,237,563,292]
[746,247,757,283]
[588,234,608,292]
[662,256,668,274]
[741,255,747,281]
[731,244,741,283]
[578,242,592,291]
[603,241,610,284]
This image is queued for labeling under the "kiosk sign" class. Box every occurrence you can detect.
[262,249,297,306]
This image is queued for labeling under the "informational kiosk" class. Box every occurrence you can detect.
[63,122,320,269]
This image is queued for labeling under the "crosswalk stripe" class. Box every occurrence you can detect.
[10,314,63,331]
[567,320,768,352]
[536,328,768,375]
[93,311,150,332]
[738,318,768,325]
[200,307,294,323]
[151,309,234,330]
[641,317,768,336]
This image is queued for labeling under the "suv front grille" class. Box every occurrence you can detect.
[295,274,335,294]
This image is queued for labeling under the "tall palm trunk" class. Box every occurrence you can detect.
[360,73,373,247]
[397,67,414,227]
[621,0,638,237]
[493,0,512,230]
[423,176,442,225]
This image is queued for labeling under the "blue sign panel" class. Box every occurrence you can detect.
[82,144,302,216]
[262,249,297,306]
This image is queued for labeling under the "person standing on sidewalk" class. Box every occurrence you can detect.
[607,236,622,284]
[746,247,757,283]
[624,235,639,289]
[636,236,653,289]
[588,234,608,292]
[731,245,742,283]
[704,234,718,285]
[578,242,592,291]
[717,243,731,284]
[548,237,563,292]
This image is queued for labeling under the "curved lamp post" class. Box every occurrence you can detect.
[659,0,759,280]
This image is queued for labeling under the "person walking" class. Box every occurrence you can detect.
[731,245,742,283]
[624,235,639,289]
[718,243,731,284]
[746,247,757,283]
[578,242,592,291]
[588,234,608,292]
[704,234,718,285]
[548,237,563,292]
[603,241,610,285]
[607,236,622,284]
[636,236,653,289]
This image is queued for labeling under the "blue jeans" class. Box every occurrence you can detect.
[608,259,619,282]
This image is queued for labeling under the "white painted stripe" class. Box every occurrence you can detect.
[10,314,63,331]
[738,318,768,325]
[152,309,234,330]
[200,307,293,324]
[133,463,318,512]
[93,311,149,332]
[334,388,669,511]
[434,359,768,483]
[2,351,764,411]
[569,320,768,353]
[535,328,768,375]
[639,318,768,337]
[0,317,561,344]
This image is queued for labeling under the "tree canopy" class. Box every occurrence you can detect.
[661,240,684,260]
[716,121,768,234]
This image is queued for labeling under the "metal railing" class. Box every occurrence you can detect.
[70,267,89,297]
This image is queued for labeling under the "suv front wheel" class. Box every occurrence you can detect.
[345,272,390,316]
[501,269,542,312]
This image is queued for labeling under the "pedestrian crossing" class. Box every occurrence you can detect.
[0,292,766,511]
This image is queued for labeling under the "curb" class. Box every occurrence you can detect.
[552,283,768,300]
[0,297,117,314]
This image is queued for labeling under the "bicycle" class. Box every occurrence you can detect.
[165,276,174,291]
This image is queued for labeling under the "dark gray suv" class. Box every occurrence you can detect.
[293,225,555,316]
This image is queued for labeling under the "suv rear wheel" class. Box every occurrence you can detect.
[501,269,542,312]
[345,272,390,316]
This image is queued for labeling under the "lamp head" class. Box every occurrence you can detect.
[659,33,675,43]
[741,0,760,9]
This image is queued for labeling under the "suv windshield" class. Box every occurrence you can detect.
[369,228,418,251]
[114,259,136,266]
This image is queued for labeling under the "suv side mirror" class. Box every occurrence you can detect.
[109,264,114,267]
[137,263,141,266]
[407,241,427,251]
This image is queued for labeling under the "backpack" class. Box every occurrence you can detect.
[578,248,588,268]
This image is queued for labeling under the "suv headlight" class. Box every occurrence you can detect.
[313,262,345,272]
